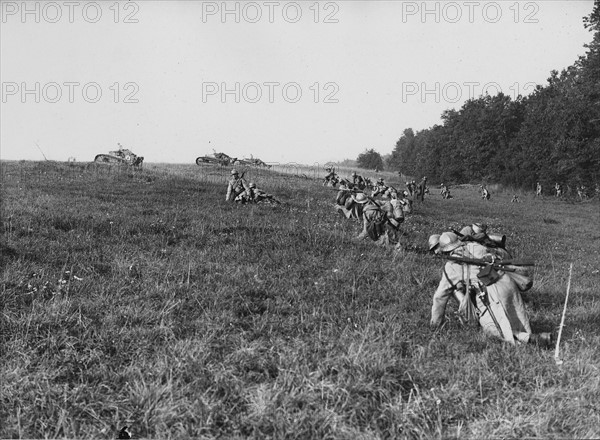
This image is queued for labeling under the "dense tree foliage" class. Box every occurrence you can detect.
[357,148,385,171]
[388,3,600,192]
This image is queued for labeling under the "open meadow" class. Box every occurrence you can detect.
[1,161,599,439]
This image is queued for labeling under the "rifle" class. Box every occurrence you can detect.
[445,255,535,269]
[443,255,535,289]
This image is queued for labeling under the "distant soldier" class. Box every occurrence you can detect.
[430,232,552,347]
[555,182,562,197]
[440,183,451,199]
[416,177,428,202]
[535,182,542,197]
[323,167,338,186]
[511,194,520,203]
[480,185,490,200]
[226,169,249,202]
[577,185,587,202]
[371,177,388,197]
[398,190,413,214]
[352,172,367,190]
[405,180,416,198]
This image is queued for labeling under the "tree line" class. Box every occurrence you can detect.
[359,4,599,192]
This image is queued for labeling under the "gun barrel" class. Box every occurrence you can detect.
[446,256,535,267]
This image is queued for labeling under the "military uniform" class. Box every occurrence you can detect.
[226,170,249,202]
[356,196,404,244]
[535,182,542,197]
[555,183,562,197]
[431,233,550,346]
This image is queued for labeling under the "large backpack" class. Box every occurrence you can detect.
[366,209,387,241]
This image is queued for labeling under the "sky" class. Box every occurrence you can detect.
[0,0,595,165]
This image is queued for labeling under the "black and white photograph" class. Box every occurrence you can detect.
[1,0,599,438]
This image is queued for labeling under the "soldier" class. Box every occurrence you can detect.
[577,185,587,202]
[323,167,337,186]
[371,177,388,197]
[511,194,520,203]
[352,172,367,190]
[249,182,281,204]
[480,185,490,200]
[226,169,249,202]
[356,192,405,245]
[535,182,542,197]
[430,232,552,347]
[416,177,428,202]
[336,185,364,220]
[398,190,413,214]
[555,182,562,197]
[440,183,451,199]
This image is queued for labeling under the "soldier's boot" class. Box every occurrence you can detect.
[529,332,554,349]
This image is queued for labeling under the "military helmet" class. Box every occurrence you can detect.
[472,223,487,234]
[438,232,462,253]
[249,182,256,188]
[459,225,474,237]
[428,234,441,251]
[231,169,239,175]
[352,171,357,177]
[351,193,368,204]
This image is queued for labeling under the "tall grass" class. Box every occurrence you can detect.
[1,160,598,439]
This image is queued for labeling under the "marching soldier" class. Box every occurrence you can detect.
[430,232,552,347]
[535,182,542,197]
[226,169,249,202]
[416,177,428,202]
[555,182,562,197]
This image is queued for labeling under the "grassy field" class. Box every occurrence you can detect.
[1,160,599,439]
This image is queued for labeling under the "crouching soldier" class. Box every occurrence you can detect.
[430,232,552,347]
[356,192,405,245]
[398,191,413,215]
[371,177,389,197]
[336,188,365,220]
[226,169,249,202]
